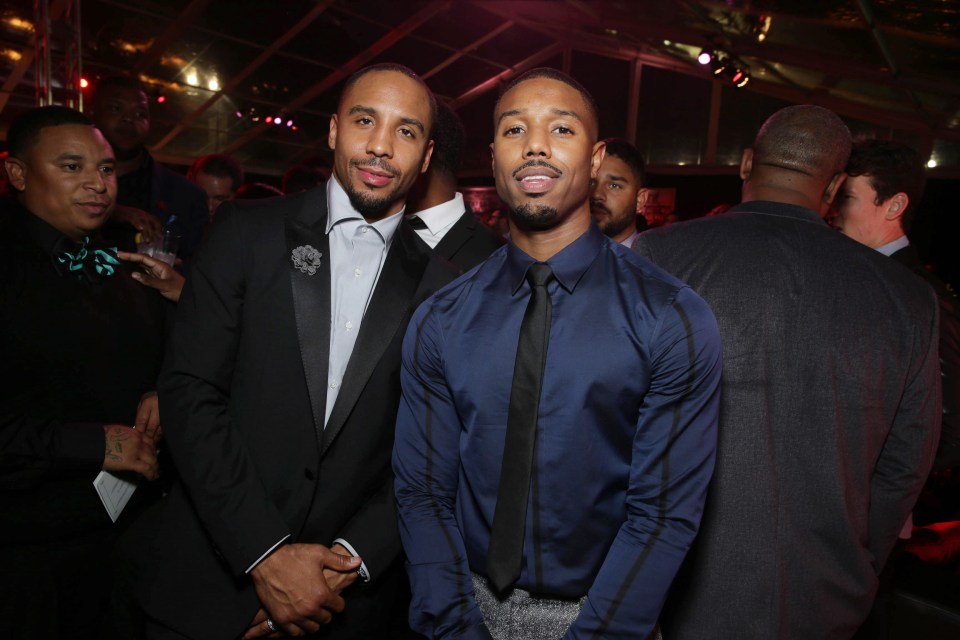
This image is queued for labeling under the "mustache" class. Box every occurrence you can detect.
[511,159,563,179]
[590,200,610,215]
[350,157,400,177]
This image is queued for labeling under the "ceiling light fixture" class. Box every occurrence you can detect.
[752,15,772,42]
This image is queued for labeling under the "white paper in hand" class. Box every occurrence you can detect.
[93,470,138,522]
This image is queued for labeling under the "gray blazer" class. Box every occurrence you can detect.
[635,200,941,639]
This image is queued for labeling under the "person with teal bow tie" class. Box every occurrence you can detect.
[0,105,170,639]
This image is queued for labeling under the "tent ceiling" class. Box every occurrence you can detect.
[2,0,959,176]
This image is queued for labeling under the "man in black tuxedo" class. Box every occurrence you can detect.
[0,106,162,639]
[406,101,503,272]
[137,64,449,639]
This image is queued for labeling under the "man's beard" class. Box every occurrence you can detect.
[344,182,399,220]
[342,159,402,220]
[511,202,560,231]
[595,207,634,238]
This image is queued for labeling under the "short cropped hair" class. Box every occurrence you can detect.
[753,105,851,179]
[602,138,645,186]
[429,101,466,178]
[7,106,93,159]
[846,139,926,231]
[496,68,599,133]
[188,154,244,187]
[92,75,147,102]
[339,63,437,137]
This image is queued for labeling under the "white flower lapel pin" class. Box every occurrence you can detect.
[291,245,323,275]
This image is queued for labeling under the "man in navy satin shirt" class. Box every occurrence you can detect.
[394,68,722,639]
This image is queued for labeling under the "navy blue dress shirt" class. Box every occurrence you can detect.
[394,224,722,639]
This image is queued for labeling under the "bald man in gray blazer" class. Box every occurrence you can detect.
[635,105,941,639]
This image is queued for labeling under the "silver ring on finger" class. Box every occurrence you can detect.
[266,618,277,632]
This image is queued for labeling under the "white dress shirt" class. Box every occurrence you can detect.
[406,192,465,249]
[325,176,403,425]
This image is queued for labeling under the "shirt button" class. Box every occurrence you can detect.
[354,267,362,277]
[345,321,353,330]
[329,380,339,389]
[361,227,368,234]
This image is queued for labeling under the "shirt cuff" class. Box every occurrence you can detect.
[333,537,370,582]
[244,534,291,574]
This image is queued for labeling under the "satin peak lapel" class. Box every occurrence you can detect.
[285,189,331,444]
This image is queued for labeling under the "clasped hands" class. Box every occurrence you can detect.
[243,543,362,638]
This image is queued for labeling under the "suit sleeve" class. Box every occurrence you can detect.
[335,476,398,580]
[567,286,722,639]
[394,300,493,640]
[159,204,291,577]
[0,413,104,487]
[868,289,942,568]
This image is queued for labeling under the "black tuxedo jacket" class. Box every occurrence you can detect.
[139,186,452,639]
[431,209,503,274]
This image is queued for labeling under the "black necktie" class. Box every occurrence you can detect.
[486,262,554,593]
[407,216,428,230]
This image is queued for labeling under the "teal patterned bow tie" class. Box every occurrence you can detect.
[56,236,120,282]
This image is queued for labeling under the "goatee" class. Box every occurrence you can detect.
[511,203,560,231]
[344,184,395,220]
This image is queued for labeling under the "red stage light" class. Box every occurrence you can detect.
[157,95,166,103]
[79,77,89,89]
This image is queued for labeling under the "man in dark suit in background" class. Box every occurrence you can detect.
[405,101,503,272]
[136,63,449,639]
[833,139,959,471]
[590,137,648,248]
[634,105,942,639]
[90,76,208,271]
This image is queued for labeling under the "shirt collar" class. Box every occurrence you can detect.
[325,173,404,245]
[505,222,605,295]
[620,229,641,249]
[406,193,464,234]
[875,234,910,257]
[18,202,81,257]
